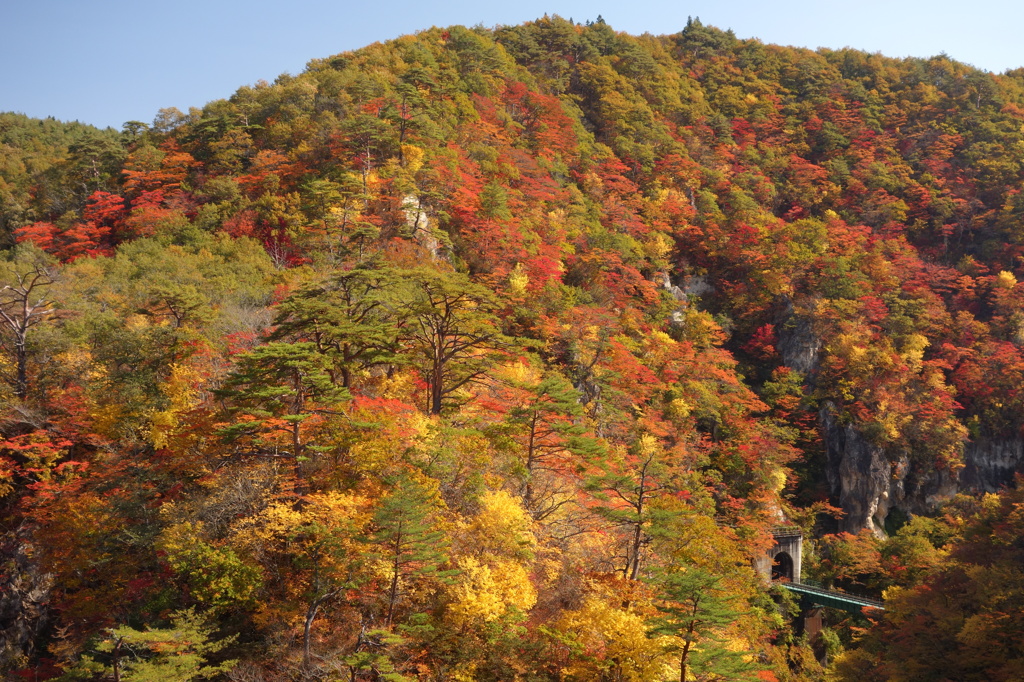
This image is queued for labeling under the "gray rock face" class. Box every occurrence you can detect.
[403,194,442,260]
[776,298,821,377]
[960,438,1024,492]
[820,402,964,536]
[0,536,52,671]
[817,418,1024,536]
[821,406,893,536]
[681,274,714,298]
[777,302,900,535]
[778,302,972,536]
[658,272,688,302]
[814,384,1024,536]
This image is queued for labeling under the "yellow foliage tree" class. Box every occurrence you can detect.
[150,362,202,449]
[460,490,537,561]
[446,556,537,627]
[554,595,670,682]
[227,491,371,669]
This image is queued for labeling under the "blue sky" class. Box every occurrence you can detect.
[2,0,1021,130]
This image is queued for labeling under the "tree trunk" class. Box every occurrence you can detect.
[429,372,443,415]
[386,558,400,627]
[524,415,538,513]
[628,519,644,581]
[15,334,27,400]
[303,601,318,670]
[385,526,404,627]
[0,266,56,401]
[112,638,123,682]
[303,594,329,671]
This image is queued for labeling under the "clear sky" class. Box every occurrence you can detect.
[2,0,1021,131]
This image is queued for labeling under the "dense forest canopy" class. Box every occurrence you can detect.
[3,15,1024,680]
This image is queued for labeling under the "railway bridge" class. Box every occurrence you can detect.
[757,526,885,615]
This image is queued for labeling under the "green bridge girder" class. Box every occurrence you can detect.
[781,581,885,614]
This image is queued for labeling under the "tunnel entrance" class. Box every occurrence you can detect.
[772,551,794,582]
[755,526,802,584]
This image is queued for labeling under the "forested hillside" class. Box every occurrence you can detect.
[3,16,1024,680]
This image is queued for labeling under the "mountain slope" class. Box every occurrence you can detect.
[3,16,1024,680]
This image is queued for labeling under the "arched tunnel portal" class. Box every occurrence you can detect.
[754,527,803,583]
[772,551,795,582]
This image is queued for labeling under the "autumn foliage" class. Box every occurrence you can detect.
[3,14,1024,681]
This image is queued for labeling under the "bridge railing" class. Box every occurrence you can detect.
[778,578,885,610]
[768,525,803,538]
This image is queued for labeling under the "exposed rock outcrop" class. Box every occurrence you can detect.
[775,297,821,377]
[781,302,967,536]
[816,392,1024,536]
[820,403,963,536]
[657,272,687,302]
[403,194,443,261]
[960,438,1024,492]
[0,534,52,671]
[821,405,894,536]
[680,274,714,298]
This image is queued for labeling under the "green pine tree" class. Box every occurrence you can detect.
[270,266,402,390]
[369,473,455,627]
[216,341,349,487]
[68,609,236,682]
[649,568,759,682]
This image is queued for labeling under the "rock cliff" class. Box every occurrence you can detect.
[779,303,1024,535]
[0,535,51,670]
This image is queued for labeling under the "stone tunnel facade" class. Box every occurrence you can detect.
[754,528,803,583]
